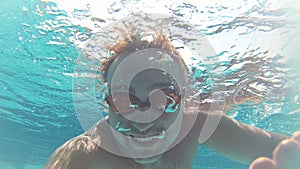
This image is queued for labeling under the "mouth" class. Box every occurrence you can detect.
[128,130,165,140]
[127,130,166,146]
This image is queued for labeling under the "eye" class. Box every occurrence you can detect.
[164,92,181,113]
[168,93,180,104]
[107,93,140,114]
[128,99,142,110]
[149,89,181,112]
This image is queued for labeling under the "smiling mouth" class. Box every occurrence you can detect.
[128,130,166,142]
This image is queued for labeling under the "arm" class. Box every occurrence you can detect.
[194,82,287,164]
[43,135,97,169]
[249,131,300,169]
[202,114,288,164]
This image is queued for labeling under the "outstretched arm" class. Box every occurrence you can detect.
[193,79,287,164]
[249,131,300,169]
[202,114,288,164]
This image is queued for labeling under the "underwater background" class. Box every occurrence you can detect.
[0,0,300,168]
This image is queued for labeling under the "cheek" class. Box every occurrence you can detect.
[109,112,130,128]
[157,113,178,127]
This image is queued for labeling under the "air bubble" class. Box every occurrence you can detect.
[108,2,122,14]
[169,85,175,90]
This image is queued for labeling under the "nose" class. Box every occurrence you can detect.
[132,122,155,132]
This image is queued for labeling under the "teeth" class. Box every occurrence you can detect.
[134,137,153,142]
[131,130,166,142]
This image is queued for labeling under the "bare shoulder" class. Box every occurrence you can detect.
[43,133,103,169]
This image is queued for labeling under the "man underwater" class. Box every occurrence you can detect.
[43,34,299,169]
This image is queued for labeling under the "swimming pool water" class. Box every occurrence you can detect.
[0,0,299,169]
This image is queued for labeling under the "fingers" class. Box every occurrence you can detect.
[249,157,276,169]
[273,138,300,169]
[292,131,300,142]
[250,131,300,169]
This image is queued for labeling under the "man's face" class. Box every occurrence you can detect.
[104,52,186,162]
[107,69,180,137]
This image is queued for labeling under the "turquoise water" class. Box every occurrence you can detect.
[0,0,300,169]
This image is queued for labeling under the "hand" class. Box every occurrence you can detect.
[249,131,300,169]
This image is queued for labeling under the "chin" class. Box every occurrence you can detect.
[133,154,162,164]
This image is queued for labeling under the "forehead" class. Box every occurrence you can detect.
[109,69,178,92]
[130,69,176,90]
[105,49,186,93]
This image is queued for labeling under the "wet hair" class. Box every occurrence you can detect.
[100,34,189,82]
